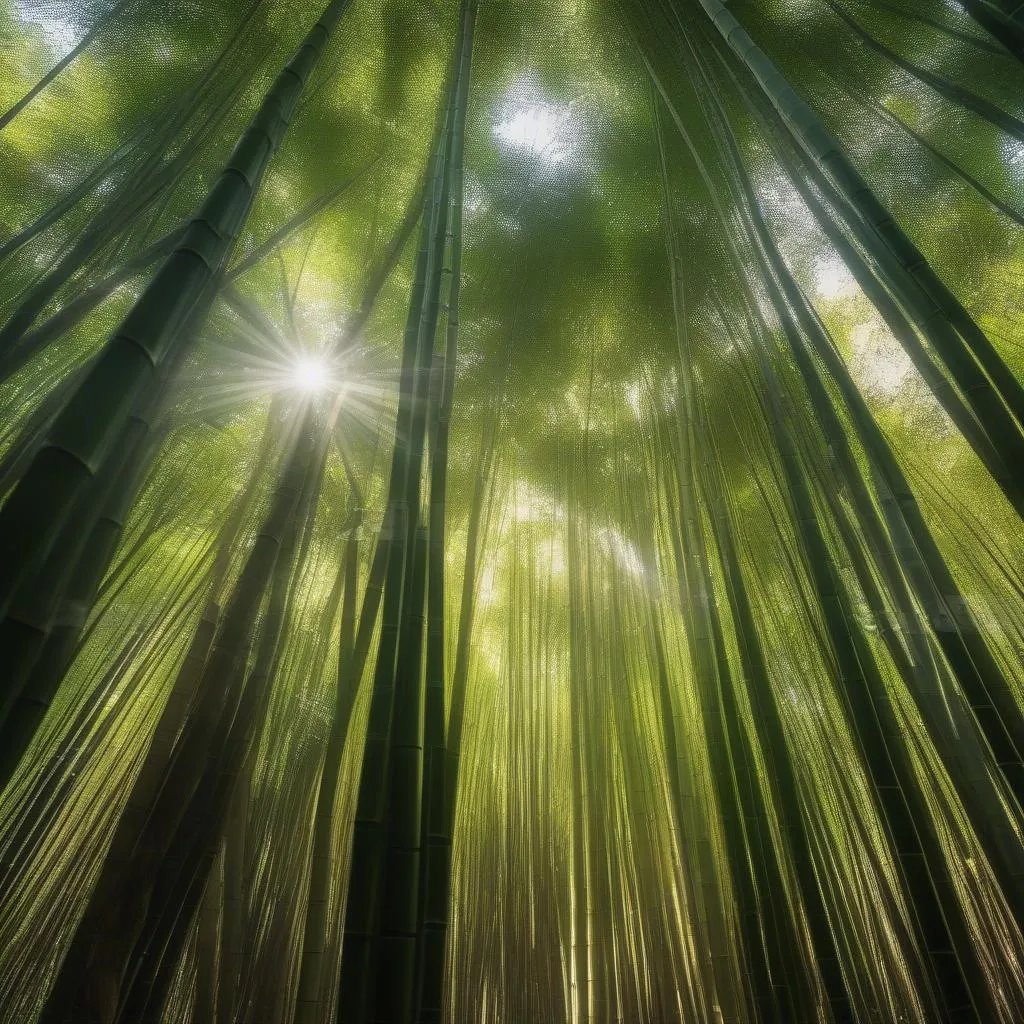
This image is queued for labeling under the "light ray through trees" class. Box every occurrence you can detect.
[0,0,1023,1022]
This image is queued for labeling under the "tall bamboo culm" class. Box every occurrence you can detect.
[0,0,355,621]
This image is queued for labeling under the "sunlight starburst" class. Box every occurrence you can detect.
[291,355,331,393]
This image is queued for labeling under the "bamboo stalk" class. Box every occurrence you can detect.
[0,0,356,619]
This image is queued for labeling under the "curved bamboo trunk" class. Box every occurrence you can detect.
[693,0,1024,464]
[336,13,480,1014]
[0,0,355,619]
[705,95,1024,907]
[0,286,218,781]
[0,414,161,787]
[756,340,994,1021]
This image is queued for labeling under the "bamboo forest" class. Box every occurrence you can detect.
[3,0,1024,1022]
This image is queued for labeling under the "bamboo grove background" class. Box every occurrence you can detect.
[0,0,1023,1022]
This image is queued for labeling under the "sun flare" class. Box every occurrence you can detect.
[291,356,330,393]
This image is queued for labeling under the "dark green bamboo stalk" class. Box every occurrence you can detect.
[960,0,1024,59]
[291,510,365,1024]
[442,418,497,817]
[825,0,1024,141]
[697,68,1024,904]
[372,522,428,1023]
[750,315,994,1023]
[289,199,433,1011]
[0,416,159,785]
[37,406,316,1024]
[336,104,449,1023]
[0,0,355,619]
[0,285,221,786]
[692,0,1024,445]
[364,12,477,1009]
[420,4,477,1018]
[334,12,483,1017]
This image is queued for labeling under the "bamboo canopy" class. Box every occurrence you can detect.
[1,0,1023,1022]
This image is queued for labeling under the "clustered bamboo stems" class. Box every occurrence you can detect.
[0,0,1023,1022]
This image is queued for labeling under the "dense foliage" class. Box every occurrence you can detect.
[0,0,1023,1022]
